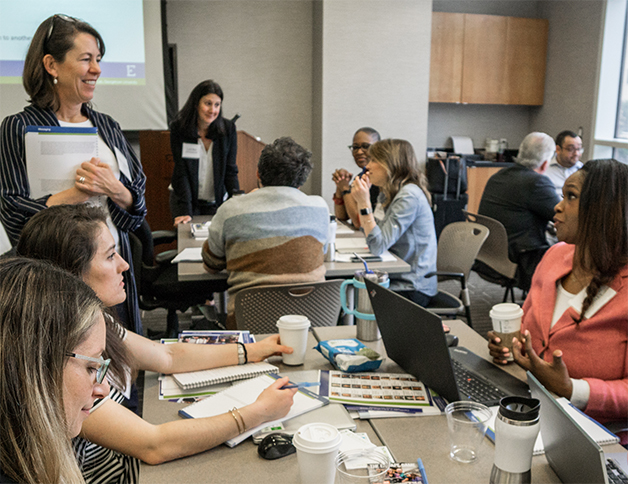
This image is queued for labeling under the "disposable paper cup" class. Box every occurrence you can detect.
[293,423,342,484]
[335,448,391,483]
[489,303,524,362]
[445,401,492,463]
[276,315,311,366]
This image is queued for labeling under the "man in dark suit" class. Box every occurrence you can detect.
[479,132,560,291]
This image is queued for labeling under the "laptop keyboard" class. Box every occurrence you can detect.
[607,458,628,484]
[452,360,508,404]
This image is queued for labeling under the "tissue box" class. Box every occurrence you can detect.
[315,339,383,373]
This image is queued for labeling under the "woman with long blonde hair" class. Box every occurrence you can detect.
[0,258,109,483]
[351,139,437,306]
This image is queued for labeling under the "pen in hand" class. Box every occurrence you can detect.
[281,382,321,390]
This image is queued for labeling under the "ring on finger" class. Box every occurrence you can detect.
[79,176,86,184]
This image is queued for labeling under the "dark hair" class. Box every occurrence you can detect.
[170,79,226,139]
[575,159,628,321]
[257,137,313,188]
[0,257,103,483]
[23,14,105,110]
[355,127,381,141]
[556,130,580,148]
[16,204,132,386]
[368,139,431,208]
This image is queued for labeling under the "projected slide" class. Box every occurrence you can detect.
[0,0,145,85]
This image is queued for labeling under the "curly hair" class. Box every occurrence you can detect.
[575,159,628,321]
[367,139,430,209]
[257,137,313,188]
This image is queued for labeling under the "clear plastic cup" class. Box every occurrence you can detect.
[445,401,492,463]
[335,448,391,483]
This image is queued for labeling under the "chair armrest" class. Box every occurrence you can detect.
[155,249,178,265]
[152,230,176,246]
[425,271,464,279]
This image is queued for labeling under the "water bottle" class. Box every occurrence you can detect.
[490,396,541,484]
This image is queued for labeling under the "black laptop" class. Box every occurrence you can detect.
[365,279,530,406]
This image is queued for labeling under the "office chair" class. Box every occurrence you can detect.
[234,280,343,334]
[463,210,520,302]
[425,221,489,328]
[129,220,229,338]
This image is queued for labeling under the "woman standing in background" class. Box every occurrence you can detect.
[170,80,239,225]
[0,14,146,334]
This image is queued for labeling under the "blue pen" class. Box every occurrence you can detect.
[358,166,368,179]
[281,382,321,390]
[417,458,428,484]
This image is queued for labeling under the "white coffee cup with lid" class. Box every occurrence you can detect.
[293,423,343,484]
[489,303,524,361]
[276,315,311,366]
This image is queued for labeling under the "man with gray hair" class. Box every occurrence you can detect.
[478,132,561,291]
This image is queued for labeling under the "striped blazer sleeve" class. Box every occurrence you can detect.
[0,110,56,244]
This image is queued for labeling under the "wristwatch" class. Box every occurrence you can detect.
[237,343,246,365]
[360,207,372,216]
[341,189,351,196]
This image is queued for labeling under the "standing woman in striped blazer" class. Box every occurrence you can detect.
[0,14,146,335]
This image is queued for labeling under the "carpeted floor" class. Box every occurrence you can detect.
[139,272,528,341]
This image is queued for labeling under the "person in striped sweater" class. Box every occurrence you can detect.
[202,137,330,329]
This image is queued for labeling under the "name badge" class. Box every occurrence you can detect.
[182,142,201,159]
[114,147,132,181]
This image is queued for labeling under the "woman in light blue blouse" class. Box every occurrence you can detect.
[351,139,437,307]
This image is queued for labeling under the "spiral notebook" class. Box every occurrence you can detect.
[179,374,328,447]
[173,362,279,390]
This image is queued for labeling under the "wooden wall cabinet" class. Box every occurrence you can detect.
[430,13,548,105]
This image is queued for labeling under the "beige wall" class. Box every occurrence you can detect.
[317,0,433,205]
[167,0,314,190]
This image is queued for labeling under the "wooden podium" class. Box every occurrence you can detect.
[139,130,265,231]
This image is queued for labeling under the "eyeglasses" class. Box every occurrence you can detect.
[46,14,76,43]
[560,146,584,154]
[348,143,371,152]
[66,353,111,384]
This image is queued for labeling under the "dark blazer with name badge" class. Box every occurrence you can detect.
[170,119,239,218]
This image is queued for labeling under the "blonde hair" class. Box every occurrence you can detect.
[368,139,431,209]
[0,258,103,483]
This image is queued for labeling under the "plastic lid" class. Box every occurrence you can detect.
[293,423,341,451]
[276,315,311,329]
[490,303,524,320]
[498,396,541,421]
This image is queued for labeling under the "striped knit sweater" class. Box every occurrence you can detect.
[202,186,330,314]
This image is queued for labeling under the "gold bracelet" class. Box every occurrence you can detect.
[233,407,247,432]
[230,408,243,434]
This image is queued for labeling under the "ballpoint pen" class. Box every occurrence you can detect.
[417,458,428,484]
[281,382,321,390]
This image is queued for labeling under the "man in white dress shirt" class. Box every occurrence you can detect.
[545,130,584,196]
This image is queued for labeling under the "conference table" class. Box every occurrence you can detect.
[176,216,411,282]
[138,320,622,483]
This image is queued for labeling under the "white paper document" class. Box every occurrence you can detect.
[172,247,203,263]
[25,126,98,199]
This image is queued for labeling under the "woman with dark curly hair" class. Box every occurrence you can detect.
[169,80,239,225]
[489,159,628,430]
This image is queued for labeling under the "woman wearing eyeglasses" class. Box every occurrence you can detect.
[332,127,381,228]
[351,139,437,307]
[0,257,110,484]
[0,14,146,335]
[16,204,297,484]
